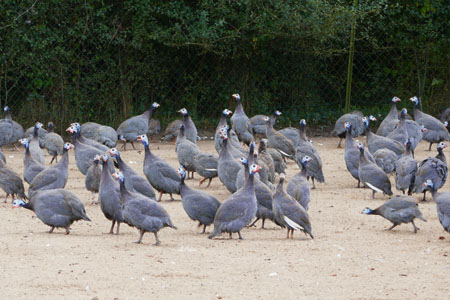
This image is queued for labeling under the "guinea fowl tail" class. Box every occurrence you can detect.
[82,214,91,222]
[208,228,219,239]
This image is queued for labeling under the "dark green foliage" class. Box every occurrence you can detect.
[0,0,448,132]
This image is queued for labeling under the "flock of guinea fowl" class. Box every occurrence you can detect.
[0,93,449,245]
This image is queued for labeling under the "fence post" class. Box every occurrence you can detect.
[345,0,358,113]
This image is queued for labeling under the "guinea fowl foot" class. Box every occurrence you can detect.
[206,178,212,188]
[134,230,145,244]
[153,233,161,246]
[199,224,207,234]
[248,218,259,228]
[199,177,207,186]
[412,221,419,233]
[386,224,397,231]
[48,227,55,233]
[237,232,244,240]
[169,193,175,201]
[65,228,70,235]
[157,192,163,202]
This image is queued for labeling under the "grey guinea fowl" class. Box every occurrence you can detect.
[343,122,375,188]
[230,93,254,146]
[395,139,417,195]
[216,129,242,193]
[441,107,450,123]
[147,118,161,141]
[222,125,248,158]
[161,119,183,142]
[81,122,101,139]
[413,142,447,201]
[258,139,276,183]
[278,126,300,147]
[42,122,64,164]
[208,164,260,240]
[357,142,393,199]
[287,156,311,211]
[376,96,401,136]
[423,179,450,233]
[98,154,123,234]
[272,174,313,239]
[25,124,47,148]
[193,152,218,187]
[0,159,26,202]
[0,107,14,148]
[66,125,114,175]
[266,146,286,174]
[85,154,102,204]
[362,195,426,233]
[215,109,243,155]
[410,96,450,151]
[95,125,118,148]
[266,116,296,161]
[138,134,180,201]
[332,109,365,148]
[176,124,200,179]
[387,108,409,145]
[72,123,110,152]
[117,102,160,150]
[373,148,398,174]
[19,138,46,184]
[109,148,156,199]
[29,122,46,165]
[250,110,282,137]
[178,108,198,144]
[363,116,405,157]
[295,119,324,188]
[28,143,74,197]
[178,166,220,234]
[114,171,176,245]
[13,189,90,234]
[3,106,24,149]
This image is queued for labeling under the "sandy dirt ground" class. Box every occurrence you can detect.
[0,137,449,300]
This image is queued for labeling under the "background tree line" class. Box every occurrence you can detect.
[0,0,448,132]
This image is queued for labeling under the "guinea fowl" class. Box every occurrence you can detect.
[220,125,248,158]
[216,129,242,193]
[423,179,450,233]
[258,139,276,183]
[357,142,393,199]
[117,102,160,150]
[98,154,122,234]
[137,134,180,201]
[178,108,198,144]
[113,171,176,245]
[161,119,183,142]
[2,106,24,149]
[250,110,282,138]
[109,148,156,199]
[404,121,426,157]
[362,196,426,233]
[214,109,243,155]
[81,122,101,139]
[287,156,312,211]
[81,122,117,148]
[376,96,401,136]
[176,124,200,179]
[441,107,450,123]
[177,166,220,234]
[272,174,313,239]
[72,123,110,152]
[28,143,74,197]
[363,116,405,157]
[85,155,102,204]
[0,159,26,202]
[66,125,114,175]
[24,124,47,148]
[208,163,260,240]
[332,110,365,148]
[147,118,161,141]
[42,122,64,163]
[295,119,324,189]
[387,108,409,145]
[373,148,398,174]
[395,139,417,195]
[230,93,254,146]
[413,142,447,201]
[266,116,296,161]
[19,138,46,184]
[410,96,450,151]
[343,122,375,187]
[193,152,218,187]
[13,189,90,234]
[29,122,46,165]
[278,126,300,147]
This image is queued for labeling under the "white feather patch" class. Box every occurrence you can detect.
[278,150,292,157]
[365,182,383,193]
[204,168,217,171]
[284,216,302,231]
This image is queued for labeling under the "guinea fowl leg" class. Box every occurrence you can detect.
[248,218,260,227]
[153,232,161,246]
[286,229,290,239]
[422,191,427,202]
[131,141,136,150]
[261,218,266,229]
[50,155,56,164]
[411,220,419,233]
[290,229,294,239]
[237,231,244,240]
[337,138,343,148]
[200,224,206,234]
[371,190,376,199]
[134,230,145,244]
[207,178,212,187]
[428,142,432,151]
[169,193,175,201]
[357,180,360,188]
[4,193,9,203]
[311,178,316,189]
[121,141,127,151]
[229,232,233,239]
[65,227,70,235]
[116,222,121,235]
[386,224,397,231]
[199,177,207,186]
[108,220,116,234]
[158,191,163,202]
[48,226,55,233]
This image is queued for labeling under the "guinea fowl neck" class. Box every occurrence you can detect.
[299,124,307,141]
[5,109,12,121]
[245,170,255,191]
[270,113,278,126]
[101,160,111,182]
[359,148,368,164]
[218,115,228,128]
[59,148,70,167]
[300,162,308,176]
[143,142,153,159]
[119,179,132,201]
[345,127,354,145]
[219,138,231,159]
[412,100,421,119]
[33,126,39,138]
[235,99,244,114]
[436,148,446,164]
[388,102,398,118]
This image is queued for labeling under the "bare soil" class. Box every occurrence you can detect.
[0,138,448,300]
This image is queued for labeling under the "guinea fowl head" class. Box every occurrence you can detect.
[112,171,125,183]
[151,102,160,109]
[12,199,27,208]
[260,139,268,146]
[263,116,270,124]
[392,96,401,103]
[239,157,248,166]
[301,156,312,165]
[437,142,447,151]
[63,143,74,151]
[299,119,306,129]
[137,134,149,146]
[101,153,109,163]
[423,179,434,189]
[222,109,232,117]
[109,148,120,158]
[218,127,228,140]
[409,96,419,106]
[35,122,43,129]
[249,164,261,175]
[178,108,188,116]
[420,125,428,133]
[400,108,407,117]
[3,106,10,112]
[361,207,373,215]
[274,110,282,116]
[48,122,55,131]
[404,139,412,149]
[232,93,241,101]
[93,155,101,163]
[177,166,187,179]
[71,122,81,131]
[444,121,448,127]
[19,138,29,148]
[356,142,365,153]
[65,125,76,134]
[179,124,185,133]
[344,122,352,130]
